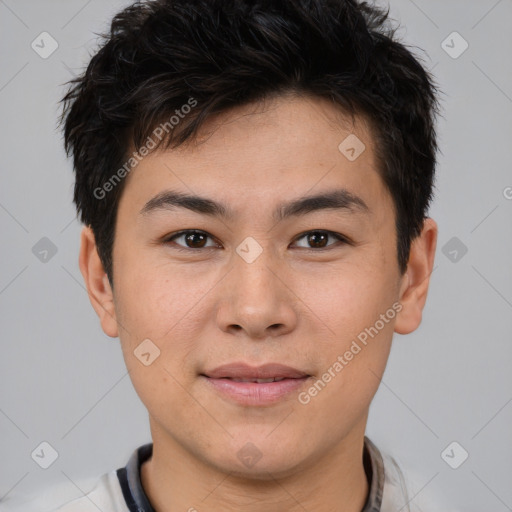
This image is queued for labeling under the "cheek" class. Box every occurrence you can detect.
[300,312,394,439]
[113,257,214,396]
[113,252,215,342]
[299,263,398,406]
[299,262,399,341]
[124,357,203,433]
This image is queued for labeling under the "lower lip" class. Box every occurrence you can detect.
[202,376,310,406]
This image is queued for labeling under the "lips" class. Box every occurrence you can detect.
[201,362,311,406]
[202,362,309,381]
[224,377,288,383]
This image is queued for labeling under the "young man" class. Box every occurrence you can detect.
[54,0,440,510]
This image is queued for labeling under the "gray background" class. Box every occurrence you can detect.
[0,0,511,510]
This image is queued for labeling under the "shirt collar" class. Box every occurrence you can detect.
[361,436,385,511]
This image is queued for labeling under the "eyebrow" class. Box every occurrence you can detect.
[140,188,370,222]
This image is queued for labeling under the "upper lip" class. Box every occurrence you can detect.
[202,363,309,380]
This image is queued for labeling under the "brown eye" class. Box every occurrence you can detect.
[307,232,329,248]
[184,232,208,248]
[165,230,218,249]
[292,230,348,249]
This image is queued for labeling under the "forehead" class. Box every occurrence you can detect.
[119,94,391,220]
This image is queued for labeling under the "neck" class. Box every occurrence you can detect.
[141,421,370,512]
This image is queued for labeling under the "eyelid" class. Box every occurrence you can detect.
[163,229,351,251]
[290,230,351,248]
[164,229,221,249]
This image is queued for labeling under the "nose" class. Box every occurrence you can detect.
[214,245,298,340]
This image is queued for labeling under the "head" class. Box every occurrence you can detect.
[63,0,439,480]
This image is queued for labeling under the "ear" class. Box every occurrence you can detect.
[394,217,438,335]
[78,226,119,338]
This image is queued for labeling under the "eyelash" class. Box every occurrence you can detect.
[163,229,351,252]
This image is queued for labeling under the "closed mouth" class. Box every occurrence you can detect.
[212,376,304,383]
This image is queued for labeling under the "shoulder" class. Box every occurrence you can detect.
[380,451,419,511]
[379,450,458,512]
[51,470,126,512]
[1,470,127,512]
[48,470,128,512]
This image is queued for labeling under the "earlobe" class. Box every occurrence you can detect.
[394,218,438,335]
[78,226,119,338]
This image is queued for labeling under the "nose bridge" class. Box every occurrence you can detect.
[231,237,280,302]
[215,236,297,337]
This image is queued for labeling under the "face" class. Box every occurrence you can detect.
[89,94,416,478]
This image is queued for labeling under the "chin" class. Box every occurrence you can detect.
[205,437,308,480]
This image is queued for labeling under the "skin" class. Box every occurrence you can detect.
[80,94,437,512]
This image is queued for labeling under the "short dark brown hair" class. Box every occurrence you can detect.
[61,0,440,285]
